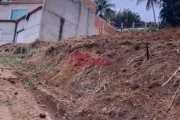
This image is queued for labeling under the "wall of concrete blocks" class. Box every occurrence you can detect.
[0,4,41,20]
[39,0,98,41]
[16,9,42,43]
[0,21,15,45]
[0,0,116,45]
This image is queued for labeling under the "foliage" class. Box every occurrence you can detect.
[95,0,116,22]
[95,0,144,26]
[160,0,180,27]
[137,0,159,10]
[14,46,28,54]
[148,26,158,32]
[103,9,116,23]
[0,53,23,68]
[137,0,159,23]
[30,39,41,49]
[113,9,142,24]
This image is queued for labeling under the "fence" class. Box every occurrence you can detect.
[115,22,157,31]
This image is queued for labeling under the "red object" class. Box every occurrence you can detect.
[70,51,109,68]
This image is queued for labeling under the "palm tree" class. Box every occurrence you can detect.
[95,0,115,17]
[112,9,142,27]
[137,0,159,24]
[103,9,116,23]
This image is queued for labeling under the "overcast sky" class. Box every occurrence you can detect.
[111,0,160,22]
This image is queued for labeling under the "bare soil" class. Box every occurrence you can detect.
[0,64,55,120]
[1,28,180,120]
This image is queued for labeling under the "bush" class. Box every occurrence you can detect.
[148,26,158,32]
[14,46,28,54]
[30,39,41,48]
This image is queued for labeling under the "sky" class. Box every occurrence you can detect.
[111,0,160,22]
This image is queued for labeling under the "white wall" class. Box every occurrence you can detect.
[16,9,42,43]
[39,0,97,41]
[0,4,41,19]
[0,22,15,45]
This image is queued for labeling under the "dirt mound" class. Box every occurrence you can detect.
[2,28,180,120]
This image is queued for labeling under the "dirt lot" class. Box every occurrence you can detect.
[1,28,180,120]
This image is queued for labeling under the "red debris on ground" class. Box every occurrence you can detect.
[70,51,109,68]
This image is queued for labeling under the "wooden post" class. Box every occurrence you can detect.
[59,17,65,40]
[132,21,135,29]
[145,22,147,29]
[121,22,124,31]
[146,43,149,60]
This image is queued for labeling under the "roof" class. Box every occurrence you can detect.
[0,0,43,5]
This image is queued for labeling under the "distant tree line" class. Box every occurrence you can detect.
[95,0,180,28]
[95,0,143,27]
[112,9,143,26]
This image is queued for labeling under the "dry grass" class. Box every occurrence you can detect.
[0,53,24,68]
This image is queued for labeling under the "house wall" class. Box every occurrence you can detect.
[94,16,116,34]
[0,4,41,19]
[0,21,15,45]
[0,0,116,44]
[16,9,42,43]
[39,0,98,41]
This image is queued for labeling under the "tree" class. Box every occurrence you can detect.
[160,0,180,27]
[95,0,115,22]
[137,0,159,24]
[103,9,116,23]
[94,0,143,25]
[112,9,142,26]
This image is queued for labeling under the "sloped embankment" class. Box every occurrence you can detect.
[2,28,180,120]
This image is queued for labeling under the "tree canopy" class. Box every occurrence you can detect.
[137,0,159,24]
[114,9,141,23]
[94,0,143,25]
[95,0,115,16]
[160,0,180,27]
[94,0,180,27]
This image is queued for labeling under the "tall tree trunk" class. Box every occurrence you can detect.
[151,1,156,24]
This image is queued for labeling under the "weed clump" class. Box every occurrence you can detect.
[14,46,28,54]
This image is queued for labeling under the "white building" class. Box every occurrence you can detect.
[0,0,43,44]
[0,0,116,45]
[0,0,43,20]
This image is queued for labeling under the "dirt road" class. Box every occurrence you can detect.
[0,64,52,120]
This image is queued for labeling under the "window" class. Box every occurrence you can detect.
[11,9,27,20]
